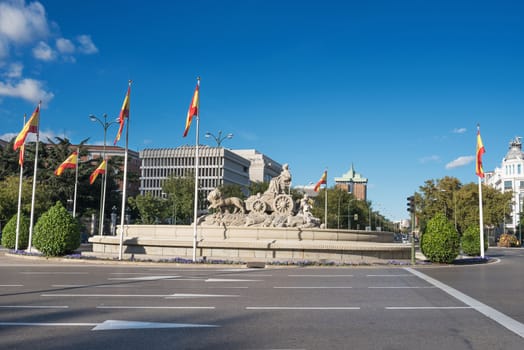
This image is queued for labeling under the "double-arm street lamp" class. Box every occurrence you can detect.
[205,130,233,188]
[89,113,119,235]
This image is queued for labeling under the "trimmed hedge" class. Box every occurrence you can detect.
[461,225,488,256]
[1,214,30,250]
[33,202,80,256]
[420,213,460,264]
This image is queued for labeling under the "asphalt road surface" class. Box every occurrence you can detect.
[0,247,522,350]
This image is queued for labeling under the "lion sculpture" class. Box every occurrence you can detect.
[207,188,245,214]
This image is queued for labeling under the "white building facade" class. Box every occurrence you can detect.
[139,146,282,200]
[485,137,524,231]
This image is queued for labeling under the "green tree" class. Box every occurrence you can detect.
[1,214,30,250]
[161,174,196,224]
[248,181,269,197]
[0,175,53,228]
[461,225,488,256]
[33,201,81,256]
[128,194,167,224]
[420,213,460,263]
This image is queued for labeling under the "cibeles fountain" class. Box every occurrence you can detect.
[88,164,410,264]
[202,164,321,228]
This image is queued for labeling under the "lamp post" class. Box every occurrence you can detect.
[89,113,118,235]
[347,198,354,229]
[205,130,233,188]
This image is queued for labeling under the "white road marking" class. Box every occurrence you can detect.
[97,306,215,309]
[385,306,472,310]
[0,322,96,327]
[405,267,524,339]
[21,272,88,275]
[367,274,413,277]
[274,286,352,289]
[166,293,239,299]
[368,286,436,289]
[0,320,219,330]
[108,275,179,281]
[51,284,86,287]
[205,278,261,282]
[42,293,168,297]
[41,293,238,299]
[0,305,68,309]
[287,275,353,277]
[92,320,219,330]
[246,307,360,310]
[0,284,23,287]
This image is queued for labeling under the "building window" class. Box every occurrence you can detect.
[519,164,522,175]
[504,180,513,190]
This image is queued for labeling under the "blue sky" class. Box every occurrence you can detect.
[1,0,523,222]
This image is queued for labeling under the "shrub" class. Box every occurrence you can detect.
[461,225,489,256]
[420,213,460,263]
[498,233,520,247]
[33,202,81,256]
[1,214,30,250]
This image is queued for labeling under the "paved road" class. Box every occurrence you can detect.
[0,248,522,350]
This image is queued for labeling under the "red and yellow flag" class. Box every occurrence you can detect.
[55,151,78,176]
[89,160,106,185]
[183,79,199,137]
[13,103,40,151]
[314,170,327,192]
[114,82,131,145]
[476,128,485,178]
[18,144,25,166]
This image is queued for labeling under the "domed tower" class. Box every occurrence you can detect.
[486,137,524,232]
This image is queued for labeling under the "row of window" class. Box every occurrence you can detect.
[505,163,522,176]
[140,177,220,192]
[503,180,524,190]
[141,166,221,178]
[142,156,223,168]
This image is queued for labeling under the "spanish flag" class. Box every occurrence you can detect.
[183,79,199,137]
[89,160,106,185]
[55,151,78,176]
[18,144,25,166]
[314,170,327,192]
[114,82,131,145]
[476,127,485,178]
[13,103,40,151]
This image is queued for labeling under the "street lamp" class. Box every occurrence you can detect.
[89,113,119,235]
[205,131,233,188]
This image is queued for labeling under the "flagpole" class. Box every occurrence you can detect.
[118,80,132,261]
[15,114,26,251]
[192,77,201,262]
[73,147,79,218]
[324,169,328,229]
[478,177,485,258]
[27,103,41,253]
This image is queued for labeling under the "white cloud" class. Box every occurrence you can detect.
[5,62,23,78]
[32,41,55,61]
[77,35,98,54]
[452,127,467,134]
[0,0,49,43]
[0,78,54,104]
[56,37,75,54]
[445,156,474,169]
[1,128,63,144]
[419,155,440,164]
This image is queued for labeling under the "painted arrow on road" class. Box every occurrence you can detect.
[0,320,219,331]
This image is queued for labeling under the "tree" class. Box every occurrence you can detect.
[0,175,53,228]
[420,213,460,264]
[128,194,167,224]
[417,176,511,235]
[161,174,196,224]
[33,201,81,256]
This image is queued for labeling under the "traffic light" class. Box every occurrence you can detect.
[407,196,415,213]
